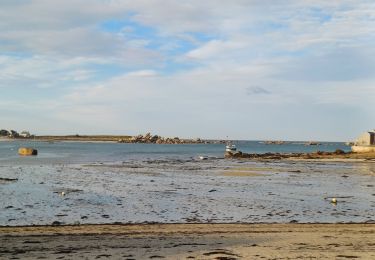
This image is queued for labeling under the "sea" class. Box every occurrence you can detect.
[0,140,350,164]
[1,140,374,226]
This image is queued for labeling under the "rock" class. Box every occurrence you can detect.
[306,141,321,145]
[334,149,345,155]
[128,133,208,144]
[150,135,159,142]
[144,132,151,140]
[18,147,38,156]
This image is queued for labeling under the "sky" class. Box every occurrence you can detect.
[0,0,374,141]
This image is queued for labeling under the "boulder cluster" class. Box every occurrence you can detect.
[225,149,348,160]
[119,133,205,144]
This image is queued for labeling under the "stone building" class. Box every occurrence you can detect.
[352,130,375,152]
[355,130,375,146]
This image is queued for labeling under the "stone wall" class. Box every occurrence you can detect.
[351,145,375,153]
[355,131,375,146]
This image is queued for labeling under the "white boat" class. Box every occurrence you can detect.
[225,144,237,153]
[198,155,208,160]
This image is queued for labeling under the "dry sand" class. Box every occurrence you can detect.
[1,223,374,259]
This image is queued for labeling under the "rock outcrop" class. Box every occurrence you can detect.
[225,150,352,160]
[122,133,206,144]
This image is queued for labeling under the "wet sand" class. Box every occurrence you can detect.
[1,223,374,259]
[2,159,375,225]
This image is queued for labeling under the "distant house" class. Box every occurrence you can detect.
[355,130,375,146]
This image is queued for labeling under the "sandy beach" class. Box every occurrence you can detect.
[1,223,374,259]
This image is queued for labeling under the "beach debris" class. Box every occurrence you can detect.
[60,191,65,196]
[18,147,38,156]
[331,198,337,204]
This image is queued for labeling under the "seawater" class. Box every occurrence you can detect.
[0,140,350,164]
[1,140,373,226]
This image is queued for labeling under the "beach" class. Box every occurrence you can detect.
[1,140,375,258]
[1,223,375,259]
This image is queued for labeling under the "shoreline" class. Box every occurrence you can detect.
[1,222,374,235]
[226,150,375,161]
[1,223,374,259]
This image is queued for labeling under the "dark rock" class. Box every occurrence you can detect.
[335,149,345,155]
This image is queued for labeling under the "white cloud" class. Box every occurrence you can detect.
[186,40,247,60]
[1,0,375,139]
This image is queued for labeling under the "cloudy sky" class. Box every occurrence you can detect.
[1,0,374,141]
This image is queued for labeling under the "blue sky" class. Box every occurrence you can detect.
[0,0,374,141]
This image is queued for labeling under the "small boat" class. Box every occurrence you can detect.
[225,144,237,153]
[198,155,208,160]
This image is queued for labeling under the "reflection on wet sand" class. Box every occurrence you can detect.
[1,158,374,226]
